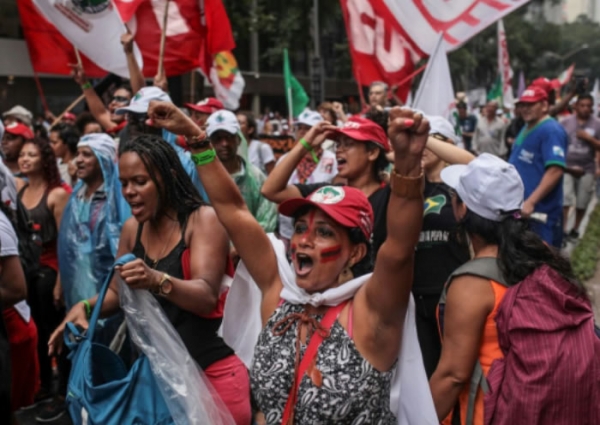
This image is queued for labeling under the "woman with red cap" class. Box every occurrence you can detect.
[146,101,437,424]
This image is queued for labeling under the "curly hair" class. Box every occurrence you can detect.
[22,138,62,190]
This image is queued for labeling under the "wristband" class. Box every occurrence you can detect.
[191,149,217,166]
[81,300,91,319]
[299,138,319,164]
[390,169,424,200]
[81,82,92,90]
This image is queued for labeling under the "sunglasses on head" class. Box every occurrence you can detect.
[112,96,129,103]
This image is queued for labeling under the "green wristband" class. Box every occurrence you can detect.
[191,148,217,166]
[81,81,92,90]
[81,300,91,319]
[299,138,319,164]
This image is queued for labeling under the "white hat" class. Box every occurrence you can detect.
[428,116,459,144]
[296,110,323,127]
[206,110,240,137]
[3,105,33,126]
[115,87,172,115]
[441,153,524,222]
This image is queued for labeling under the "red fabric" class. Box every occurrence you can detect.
[330,116,390,151]
[2,307,40,411]
[484,265,600,425]
[339,0,422,103]
[18,0,108,77]
[181,247,233,319]
[204,354,251,424]
[113,0,235,77]
[106,121,127,136]
[5,122,34,140]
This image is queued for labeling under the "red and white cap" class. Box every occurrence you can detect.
[517,86,548,104]
[279,185,374,239]
[330,116,390,152]
[4,122,34,139]
[185,98,224,114]
[530,77,554,95]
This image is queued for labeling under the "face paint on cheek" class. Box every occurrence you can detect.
[320,245,342,263]
[290,243,297,261]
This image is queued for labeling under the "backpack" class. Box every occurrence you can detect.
[439,258,600,425]
[1,199,42,282]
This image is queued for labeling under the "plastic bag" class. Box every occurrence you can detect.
[118,277,235,425]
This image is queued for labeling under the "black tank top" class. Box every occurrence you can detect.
[131,219,233,370]
[18,185,57,245]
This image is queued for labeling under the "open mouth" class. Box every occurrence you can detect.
[337,158,347,168]
[294,253,314,277]
[129,202,144,216]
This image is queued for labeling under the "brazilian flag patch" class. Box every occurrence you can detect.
[424,195,446,216]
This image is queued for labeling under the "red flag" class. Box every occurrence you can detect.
[18,0,108,77]
[114,0,235,77]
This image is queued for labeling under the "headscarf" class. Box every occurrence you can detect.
[58,133,131,309]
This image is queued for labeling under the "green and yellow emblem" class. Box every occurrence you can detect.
[424,195,446,216]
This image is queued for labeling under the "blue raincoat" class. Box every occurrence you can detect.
[58,147,131,310]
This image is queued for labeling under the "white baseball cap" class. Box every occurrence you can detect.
[428,116,459,144]
[206,110,240,137]
[115,87,172,115]
[296,110,323,127]
[441,153,524,222]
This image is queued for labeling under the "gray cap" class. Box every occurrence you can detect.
[3,105,33,127]
[441,153,524,222]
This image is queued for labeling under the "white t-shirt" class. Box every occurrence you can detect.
[0,210,30,322]
[248,140,276,174]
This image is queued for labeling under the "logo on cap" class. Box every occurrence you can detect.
[133,91,143,102]
[6,122,18,129]
[522,89,534,97]
[216,113,225,123]
[309,186,345,204]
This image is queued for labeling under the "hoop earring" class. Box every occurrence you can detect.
[337,266,354,285]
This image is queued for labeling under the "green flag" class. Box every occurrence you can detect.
[283,48,309,118]
[488,75,503,105]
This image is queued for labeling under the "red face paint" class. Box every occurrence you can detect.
[320,245,342,263]
[305,210,316,236]
[290,243,297,261]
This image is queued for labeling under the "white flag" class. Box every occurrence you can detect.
[497,19,514,108]
[207,51,245,110]
[32,0,142,78]
[413,34,455,119]
[593,79,599,118]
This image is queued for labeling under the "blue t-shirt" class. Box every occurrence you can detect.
[508,118,567,221]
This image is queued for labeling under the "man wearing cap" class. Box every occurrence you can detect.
[508,85,568,247]
[472,100,508,158]
[186,98,224,128]
[2,105,33,128]
[560,93,600,239]
[115,87,208,201]
[455,102,477,152]
[237,111,276,175]
[206,110,277,232]
[1,122,34,176]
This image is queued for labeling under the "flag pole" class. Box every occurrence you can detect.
[33,72,50,114]
[158,0,171,78]
[52,94,85,127]
[74,46,83,70]
[287,87,293,128]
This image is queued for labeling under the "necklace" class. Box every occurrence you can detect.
[143,220,179,269]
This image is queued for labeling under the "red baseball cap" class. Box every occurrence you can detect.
[330,116,390,152]
[4,122,34,139]
[279,185,374,239]
[518,86,548,104]
[62,112,76,121]
[531,77,554,95]
[185,97,224,114]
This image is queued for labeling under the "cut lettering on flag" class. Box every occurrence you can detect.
[557,64,575,87]
[497,19,514,108]
[412,34,455,119]
[283,48,309,119]
[340,0,531,103]
[31,0,142,78]
[209,51,245,110]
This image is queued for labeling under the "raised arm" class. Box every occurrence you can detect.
[261,122,336,203]
[147,101,281,299]
[121,31,145,95]
[426,136,475,165]
[71,65,115,131]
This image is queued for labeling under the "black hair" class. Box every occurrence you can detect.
[292,206,373,278]
[576,93,594,104]
[75,112,96,135]
[33,124,48,140]
[116,83,133,97]
[456,101,467,110]
[364,108,389,134]
[237,111,257,139]
[23,138,62,190]
[119,134,206,225]
[456,200,576,287]
[50,123,80,155]
[366,142,388,183]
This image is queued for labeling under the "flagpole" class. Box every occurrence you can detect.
[158,0,171,78]
[52,94,85,127]
[287,87,293,128]
[74,47,83,69]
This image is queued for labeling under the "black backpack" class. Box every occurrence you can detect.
[1,199,42,282]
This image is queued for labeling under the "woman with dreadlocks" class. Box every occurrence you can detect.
[49,135,251,423]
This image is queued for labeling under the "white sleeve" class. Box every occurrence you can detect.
[0,211,18,257]
[260,143,275,164]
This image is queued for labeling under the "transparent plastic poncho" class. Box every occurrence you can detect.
[57,147,131,310]
[118,274,235,425]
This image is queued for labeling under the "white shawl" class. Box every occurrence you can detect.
[221,234,438,425]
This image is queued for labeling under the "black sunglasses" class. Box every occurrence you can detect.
[112,95,129,103]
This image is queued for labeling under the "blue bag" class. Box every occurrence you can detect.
[64,254,174,425]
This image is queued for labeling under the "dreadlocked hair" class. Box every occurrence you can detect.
[24,138,62,190]
[120,135,206,226]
